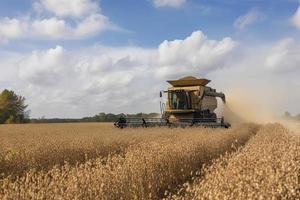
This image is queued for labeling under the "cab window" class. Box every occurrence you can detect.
[168,91,191,110]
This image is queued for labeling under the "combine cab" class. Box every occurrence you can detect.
[114,76,231,128]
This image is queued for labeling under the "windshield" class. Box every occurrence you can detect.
[168,91,191,110]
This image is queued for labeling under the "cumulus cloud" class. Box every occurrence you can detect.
[0,0,117,42]
[37,0,99,17]
[153,0,186,8]
[74,14,114,37]
[11,45,155,117]
[156,31,237,78]
[0,15,114,41]
[31,14,114,39]
[0,17,29,42]
[265,38,300,72]
[18,46,70,86]
[291,5,300,30]
[32,18,70,38]
[1,31,300,118]
[0,31,237,117]
[234,9,263,30]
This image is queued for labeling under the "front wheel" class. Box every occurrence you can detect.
[114,117,127,129]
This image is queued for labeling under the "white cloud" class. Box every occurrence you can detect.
[2,31,300,118]
[37,0,99,17]
[12,45,154,117]
[0,0,117,42]
[18,46,70,86]
[0,17,28,42]
[265,38,300,72]
[0,15,114,41]
[0,31,237,117]
[74,14,115,37]
[291,5,300,30]
[234,9,263,30]
[153,0,186,8]
[32,18,70,38]
[31,14,114,39]
[156,31,237,78]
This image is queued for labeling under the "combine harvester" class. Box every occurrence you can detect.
[114,76,231,128]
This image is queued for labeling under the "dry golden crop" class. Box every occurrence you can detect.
[0,123,187,178]
[0,123,259,200]
[169,123,300,200]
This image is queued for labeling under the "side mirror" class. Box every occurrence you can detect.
[159,91,162,98]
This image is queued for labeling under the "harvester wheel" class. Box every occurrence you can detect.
[114,117,127,129]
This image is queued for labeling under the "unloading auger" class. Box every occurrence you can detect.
[114,76,231,128]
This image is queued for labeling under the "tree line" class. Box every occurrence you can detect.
[0,89,29,124]
[30,113,160,123]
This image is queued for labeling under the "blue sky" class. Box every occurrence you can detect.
[1,0,299,48]
[0,0,300,119]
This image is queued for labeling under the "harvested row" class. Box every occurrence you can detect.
[0,124,259,200]
[0,123,185,178]
[170,124,300,200]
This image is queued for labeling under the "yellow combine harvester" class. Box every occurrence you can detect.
[115,76,230,128]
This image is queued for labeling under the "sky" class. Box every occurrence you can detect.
[0,0,300,118]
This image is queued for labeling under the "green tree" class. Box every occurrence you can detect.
[0,89,28,124]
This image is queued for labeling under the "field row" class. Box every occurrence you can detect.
[168,124,300,199]
[0,123,183,177]
[0,123,259,199]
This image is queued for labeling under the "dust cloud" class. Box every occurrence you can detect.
[220,88,278,126]
[277,119,300,132]
[219,88,300,132]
